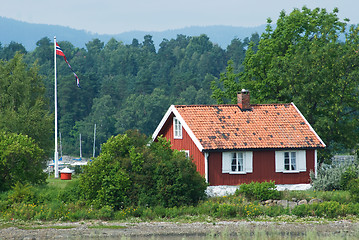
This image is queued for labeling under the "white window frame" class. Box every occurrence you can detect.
[231,152,244,172]
[173,117,182,139]
[275,150,306,173]
[222,151,253,174]
[284,151,297,171]
[181,150,190,159]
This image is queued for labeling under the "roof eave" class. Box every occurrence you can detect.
[152,105,205,152]
[202,146,326,153]
[291,102,326,148]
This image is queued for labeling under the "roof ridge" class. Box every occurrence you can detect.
[175,103,292,107]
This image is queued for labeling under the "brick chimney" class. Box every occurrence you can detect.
[237,89,250,110]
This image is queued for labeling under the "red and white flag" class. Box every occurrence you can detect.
[56,43,80,88]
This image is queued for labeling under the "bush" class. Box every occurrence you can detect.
[292,204,310,217]
[311,163,358,191]
[348,178,359,202]
[7,182,35,203]
[340,166,359,190]
[78,130,207,209]
[0,132,46,191]
[236,181,280,201]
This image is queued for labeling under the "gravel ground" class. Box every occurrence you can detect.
[1,220,358,239]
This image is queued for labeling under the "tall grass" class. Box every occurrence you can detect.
[1,178,359,223]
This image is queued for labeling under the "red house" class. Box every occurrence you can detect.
[152,90,326,186]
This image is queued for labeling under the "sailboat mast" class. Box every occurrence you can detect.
[93,124,96,158]
[80,133,82,160]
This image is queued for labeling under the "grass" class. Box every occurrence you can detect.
[46,177,73,189]
[17,225,77,230]
[88,225,126,229]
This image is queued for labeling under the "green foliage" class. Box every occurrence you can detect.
[340,166,359,190]
[22,33,240,157]
[311,163,358,191]
[236,181,281,201]
[0,132,46,191]
[7,182,35,203]
[211,7,359,161]
[292,201,344,218]
[348,178,359,202]
[77,130,207,210]
[0,54,53,154]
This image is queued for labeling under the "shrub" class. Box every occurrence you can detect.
[78,130,207,209]
[348,178,359,202]
[340,166,359,190]
[216,203,238,218]
[263,205,286,217]
[96,205,114,220]
[0,132,46,191]
[317,201,341,218]
[311,163,358,191]
[236,181,280,201]
[7,182,35,203]
[242,203,263,217]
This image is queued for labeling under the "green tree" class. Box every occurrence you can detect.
[0,53,53,154]
[116,88,170,135]
[1,41,27,61]
[0,132,46,191]
[212,7,359,162]
[79,130,207,209]
[74,95,117,157]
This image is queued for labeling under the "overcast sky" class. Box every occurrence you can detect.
[1,0,357,34]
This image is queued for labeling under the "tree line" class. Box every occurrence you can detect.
[1,6,358,165]
[0,33,259,157]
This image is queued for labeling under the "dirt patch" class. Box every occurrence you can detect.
[1,220,358,239]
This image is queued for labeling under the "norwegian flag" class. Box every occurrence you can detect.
[56,43,80,88]
[56,43,65,57]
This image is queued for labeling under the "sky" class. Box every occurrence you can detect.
[1,0,358,34]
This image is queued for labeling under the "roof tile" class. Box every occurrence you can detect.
[175,103,325,150]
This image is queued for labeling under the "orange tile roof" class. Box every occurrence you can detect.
[175,103,325,150]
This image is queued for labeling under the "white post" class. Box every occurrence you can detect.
[93,124,96,158]
[54,36,59,178]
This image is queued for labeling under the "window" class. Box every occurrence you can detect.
[275,150,306,173]
[231,152,243,172]
[222,151,252,174]
[284,152,297,171]
[173,117,182,139]
[181,150,190,159]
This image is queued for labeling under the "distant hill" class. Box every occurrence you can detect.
[0,17,267,51]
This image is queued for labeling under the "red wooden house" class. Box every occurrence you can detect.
[152,90,326,186]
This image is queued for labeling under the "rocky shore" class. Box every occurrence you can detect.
[1,220,358,239]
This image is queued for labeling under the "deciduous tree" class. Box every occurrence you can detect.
[211,7,359,162]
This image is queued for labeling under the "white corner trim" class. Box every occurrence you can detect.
[291,102,326,147]
[315,149,318,179]
[152,105,204,152]
[204,152,209,183]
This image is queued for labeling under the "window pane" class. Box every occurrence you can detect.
[238,153,243,171]
[291,152,296,170]
[174,118,182,138]
[284,152,290,170]
[231,153,237,171]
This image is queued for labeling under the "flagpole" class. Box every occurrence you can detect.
[54,36,59,178]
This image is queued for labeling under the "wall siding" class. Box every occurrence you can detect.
[208,149,316,186]
[156,113,316,186]
[157,114,205,176]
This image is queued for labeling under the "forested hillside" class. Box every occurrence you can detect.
[0,33,259,157]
